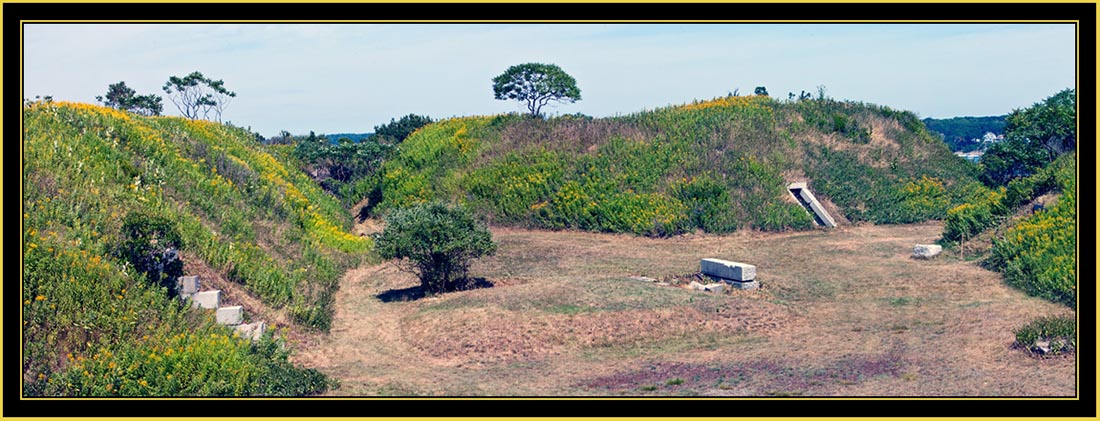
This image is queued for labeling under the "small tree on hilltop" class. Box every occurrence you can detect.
[492,62,581,117]
[96,81,163,116]
[754,86,769,96]
[373,114,433,144]
[373,202,497,295]
[162,71,236,122]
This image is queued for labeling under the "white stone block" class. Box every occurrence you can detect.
[704,283,726,294]
[177,276,200,295]
[234,321,266,341]
[913,244,943,259]
[216,306,244,325]
[191,290,220,309]
[701,258,756,281]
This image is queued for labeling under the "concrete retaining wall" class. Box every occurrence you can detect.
[788,182,837,228]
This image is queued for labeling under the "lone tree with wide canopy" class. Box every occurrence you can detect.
[492,62,581,117]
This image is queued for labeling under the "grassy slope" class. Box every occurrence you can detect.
[374,95,983,235]
[22,101,369,395]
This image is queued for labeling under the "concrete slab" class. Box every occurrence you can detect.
[728,280,759,291]
[704,283,726,294]
[701,258,756,281]
[191,290,220,310]
[216,306,244,325]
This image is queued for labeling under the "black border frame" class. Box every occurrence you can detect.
[6,2,1095,418]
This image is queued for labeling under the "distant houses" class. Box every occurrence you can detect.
[955,151,983,162]
[981,132,1004,145]
[955,132,1003,160]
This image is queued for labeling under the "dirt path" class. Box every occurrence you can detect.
[291,222,1076,396]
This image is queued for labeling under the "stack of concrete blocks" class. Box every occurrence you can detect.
[176,276,266,341]
[701,258,758,290]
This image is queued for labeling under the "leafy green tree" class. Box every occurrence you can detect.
[979,138,1046,186]
[1005,88,1076,161]
[492,63,581,117]
[981,89,1075,185]
[373,202,497,294]
[373,114,433,143]
[96,81,163,116]
[162,71,236,121]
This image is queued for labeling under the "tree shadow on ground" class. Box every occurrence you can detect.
[376,277,493,303]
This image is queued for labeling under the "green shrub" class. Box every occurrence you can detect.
[888,176,951,223]
[942,187,1007,243]
[114,212,184,296]
[1014,316,1076,355]
[991,188,1076,307]
[672,174,739,233]
[373,202,497,294]
[465,149,565,223]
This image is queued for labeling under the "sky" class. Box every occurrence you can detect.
[23,23,1076,138]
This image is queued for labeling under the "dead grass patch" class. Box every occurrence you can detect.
[292,221,1075,396]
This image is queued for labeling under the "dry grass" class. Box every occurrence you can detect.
[289,222,1075,396]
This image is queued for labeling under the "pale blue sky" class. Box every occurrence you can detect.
[23,23,1076,138]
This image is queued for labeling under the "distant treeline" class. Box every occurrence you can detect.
[325,133,374,143]
[922,115,1007,152]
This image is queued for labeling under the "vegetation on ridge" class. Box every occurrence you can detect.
[22,100,368,395]
[370,94,982,235]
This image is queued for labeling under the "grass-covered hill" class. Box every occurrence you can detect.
[22,101,370,396]
[372,95,985,235]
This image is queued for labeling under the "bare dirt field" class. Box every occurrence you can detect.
[290,222,1075,396]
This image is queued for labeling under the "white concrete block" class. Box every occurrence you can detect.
[177,276,200,295]
[216,306,244,325]
[913,244,943,259]
[701,258,756,281]
[704,283,726,294]
[191,290,220,309]
[234,321,265,341]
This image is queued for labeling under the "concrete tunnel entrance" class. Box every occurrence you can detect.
[787,182,837,228]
